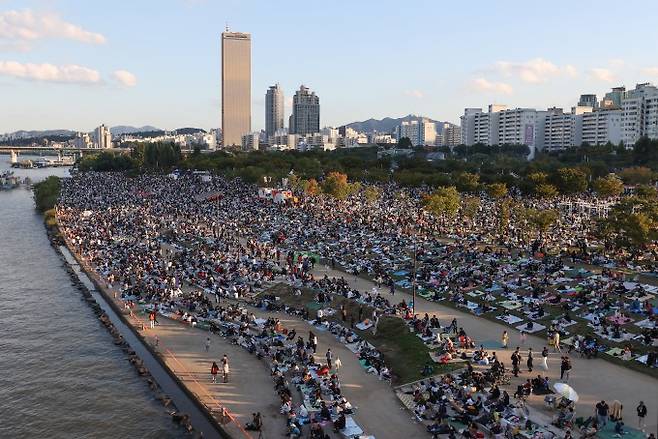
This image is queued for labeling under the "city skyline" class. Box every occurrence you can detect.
[3,1,658,133]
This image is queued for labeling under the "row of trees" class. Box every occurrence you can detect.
[78,142,182,172]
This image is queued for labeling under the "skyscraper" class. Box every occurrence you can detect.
[221,30,251,147]
[290,85,320,136]
[265,84,284,140]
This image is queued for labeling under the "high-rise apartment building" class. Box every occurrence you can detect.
[94,124,112,149]
[621,83,658,146]
[221,30,251,147]
[440,123,462,147]
[290,85,320,135]
[577,109,622,146]
[265,84,284,140]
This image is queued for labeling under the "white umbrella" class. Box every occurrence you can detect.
[553,383,579,402]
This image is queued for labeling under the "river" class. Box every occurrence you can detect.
[0,158,183,438]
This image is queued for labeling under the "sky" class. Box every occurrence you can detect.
[2,0,658,133]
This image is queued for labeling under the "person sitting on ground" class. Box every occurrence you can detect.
[245,412,263,431]
[333,412,346,432]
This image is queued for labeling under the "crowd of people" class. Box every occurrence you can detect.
[55,171,657,437]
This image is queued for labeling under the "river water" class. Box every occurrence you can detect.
[0,158,183,438]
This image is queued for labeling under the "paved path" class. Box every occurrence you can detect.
[312,264,658,435]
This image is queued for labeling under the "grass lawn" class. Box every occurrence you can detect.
[265,283,460,384]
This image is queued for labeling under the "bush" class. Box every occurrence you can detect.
[33,176,61,213]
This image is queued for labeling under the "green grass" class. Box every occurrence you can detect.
[266,283,459,384]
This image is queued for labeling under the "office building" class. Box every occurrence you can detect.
[221,30,251,147]
[290,85,320,135]
[94,124,112,149]
[265,84,284,140]
[578,94,598,109]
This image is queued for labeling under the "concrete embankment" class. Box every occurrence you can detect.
[54,239,229,439]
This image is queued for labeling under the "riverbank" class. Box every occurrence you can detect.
[55,230,230,438]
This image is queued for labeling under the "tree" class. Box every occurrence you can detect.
[453,171,480,193]
[525,208,559,237]
[556,167,588,194]
[598,195,658,251]
[593,174,624,198]
[486,182,508,199]
[461,197,480,224]
[423,186,461,222]
[535,183,558,198]
[302,178,320,196]
[618,166,654,185]
[363,186,382,203]
[321,171,359,200]
[398,137,412,148]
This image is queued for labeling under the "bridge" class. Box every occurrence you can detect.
[0,146,126,154]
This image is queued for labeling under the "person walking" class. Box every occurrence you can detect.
[309,331,318,354]
[210,361,219,383]
[541,347,549,370]
[520,330,527,345]
[221,354,229,383]
[205,336,211,352]
[553,331,561,353]
[502,331,509,349]
[149,310,156,329]
[596,400,610,427]
[526,347,533,372]
[636,401,647,431]
[511,348,521,377]
[326,348,333,369]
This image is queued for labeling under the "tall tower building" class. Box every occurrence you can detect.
[221,30,251,147]
[265,84,284,140]
[290,85,320,136]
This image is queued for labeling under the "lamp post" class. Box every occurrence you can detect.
[412,234,417,316]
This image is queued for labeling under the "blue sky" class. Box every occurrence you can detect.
[2,0,658,133]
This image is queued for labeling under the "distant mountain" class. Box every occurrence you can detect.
[5,129,76,138]
[345,115,447,134]
[174,127,206,135]
[110,125,161,135]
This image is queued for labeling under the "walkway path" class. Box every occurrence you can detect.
[312,264,658,435]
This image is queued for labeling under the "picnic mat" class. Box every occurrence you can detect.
[306,301,322,310]
[479,340,504,349]
[595,421,645,439]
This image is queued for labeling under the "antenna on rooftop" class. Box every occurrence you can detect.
[225,23,229,32]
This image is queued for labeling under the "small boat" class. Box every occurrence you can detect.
[0,171,20,190]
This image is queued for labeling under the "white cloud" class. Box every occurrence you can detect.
[113,69,137,87]
[0,9,106,47]
[404,89,424,99]
[0,60,101,84]
[590,68,616,82]
[470,78,513,95]
[642,67,658,76]
[495,58,574,83]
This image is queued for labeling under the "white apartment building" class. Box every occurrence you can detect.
[439,123,461,147]
[94,124,112,149]
[621,83,658,146]
[73,132,92,149]
[397,118,436,146]
[241,132,260,151]
[497,108,540,148]
[398,120,420,145]
[369,133,395,144]
[575,109,622,146]
[536,108,578,152]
